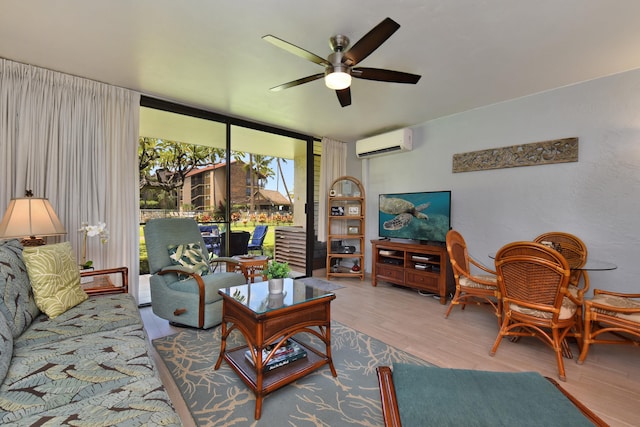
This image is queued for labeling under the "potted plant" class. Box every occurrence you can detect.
[78,221,109,269]
[78,221,109,283]
[265,260,290,294]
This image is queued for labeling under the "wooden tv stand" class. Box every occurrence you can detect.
[371,239,454,304]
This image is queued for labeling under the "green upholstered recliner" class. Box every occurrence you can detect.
[144,218,247,329]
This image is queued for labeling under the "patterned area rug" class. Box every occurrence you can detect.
[295,277,345,292]
[153,321,433,426]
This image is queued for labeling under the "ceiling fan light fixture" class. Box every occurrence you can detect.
[325,64,351,90]
[265,18,420,106]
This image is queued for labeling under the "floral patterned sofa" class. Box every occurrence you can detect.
[0,239,181,426]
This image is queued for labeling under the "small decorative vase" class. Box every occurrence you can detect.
[268,278,284,294]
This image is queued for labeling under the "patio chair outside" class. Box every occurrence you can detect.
[199,224,220,255]
[247,225,268,255]
[219,231,251,257]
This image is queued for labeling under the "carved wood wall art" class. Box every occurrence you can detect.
[452,137,578,173]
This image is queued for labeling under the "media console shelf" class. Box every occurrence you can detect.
[371,239,454,304]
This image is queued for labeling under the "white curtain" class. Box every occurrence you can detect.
[318,137,347,242]
[0,58,141,300]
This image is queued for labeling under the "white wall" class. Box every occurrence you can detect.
[359,68,640,294]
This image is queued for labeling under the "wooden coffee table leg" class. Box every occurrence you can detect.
[254,347,264,419]
[214,321,229,370]
[255,395,263,419]
[325,324,337,377]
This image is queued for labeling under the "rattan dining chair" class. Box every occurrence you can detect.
[445,230,501,326]
[491,241,578,381]
[578,289,640,364]
[533,231,589,350]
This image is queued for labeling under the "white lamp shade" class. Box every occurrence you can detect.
[325,71,352,90]
[0,197,66,239]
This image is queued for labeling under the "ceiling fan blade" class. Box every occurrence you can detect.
[343,18,400,66]
[336,87,351,107]
[353,67,421,84]
[262,35,330,67]
[269,73,324,91]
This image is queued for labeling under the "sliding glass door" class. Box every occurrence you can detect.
[229,125,308,274]
[137,98,316,304]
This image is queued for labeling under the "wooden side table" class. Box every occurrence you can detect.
[230,255,269,283]
[80,266,129,295]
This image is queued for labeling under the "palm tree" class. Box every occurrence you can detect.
[243,154,274,211]
[253,154,275,189]
[277,158,293,205]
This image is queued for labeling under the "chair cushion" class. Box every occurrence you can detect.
[0,239,40,337]
[0,312,12,384]
[15,294,142,349]
[6,376,180,426]
[591,293,640,323]
[167,242,210,276]
[510,296,577,320]
[0,323,158,424]
[459,274,497,289]
[23,242,88,319]
[567,285,581,299]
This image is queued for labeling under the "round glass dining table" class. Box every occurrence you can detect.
[577,259,617,271]
[487,253,617,271]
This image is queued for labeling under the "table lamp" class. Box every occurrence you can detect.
[0,190,67,246]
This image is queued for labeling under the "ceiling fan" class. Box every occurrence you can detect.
[263,17,421,107]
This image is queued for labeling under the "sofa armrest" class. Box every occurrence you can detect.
[376,366,402,427]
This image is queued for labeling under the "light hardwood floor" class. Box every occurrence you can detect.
[141,273,639,426]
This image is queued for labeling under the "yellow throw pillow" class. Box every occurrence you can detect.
[23,242,88,318]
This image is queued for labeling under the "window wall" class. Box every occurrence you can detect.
[138,97,317,303]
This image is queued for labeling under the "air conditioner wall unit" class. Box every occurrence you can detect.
[356,128,413,159]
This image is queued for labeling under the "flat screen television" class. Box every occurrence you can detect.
[378,191,451,243]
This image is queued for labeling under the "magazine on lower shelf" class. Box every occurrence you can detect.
[245,339,307,372]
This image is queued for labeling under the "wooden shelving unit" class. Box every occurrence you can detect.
[371,239,454,304]
[326,176,365,281]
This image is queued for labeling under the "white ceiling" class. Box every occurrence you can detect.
[2,0,640,142]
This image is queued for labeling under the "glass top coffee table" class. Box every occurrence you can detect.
[214,278,337,419]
